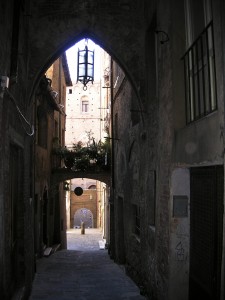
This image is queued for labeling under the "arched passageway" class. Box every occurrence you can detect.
[1,3,147,295]
[74,208,93,228]
[52,169,111,186]
[27,1,146,105]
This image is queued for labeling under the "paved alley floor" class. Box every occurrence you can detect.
[29,228,146,300]
[66,228,104,251]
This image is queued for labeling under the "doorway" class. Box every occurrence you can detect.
[189,166,223,299]
[9,144,25,291]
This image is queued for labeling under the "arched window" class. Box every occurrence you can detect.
[81,95,89,113]
[88,185,96,190]
[74,208,93,228]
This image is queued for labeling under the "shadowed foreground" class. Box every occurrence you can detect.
[29,229,146,300]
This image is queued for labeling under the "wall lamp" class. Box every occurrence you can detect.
[155,30,170,44]
[63,181,70,191]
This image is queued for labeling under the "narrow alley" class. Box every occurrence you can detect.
[1,2,225,300]
[29,229,147,300]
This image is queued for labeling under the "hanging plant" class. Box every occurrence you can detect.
[52,137,111,171]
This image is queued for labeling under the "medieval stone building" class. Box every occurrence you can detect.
[0,1,224,300]
[35,54,72,255]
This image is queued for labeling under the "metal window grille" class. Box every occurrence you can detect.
[182,21,217,124]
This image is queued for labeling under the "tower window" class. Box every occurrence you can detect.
[82,100,89,112]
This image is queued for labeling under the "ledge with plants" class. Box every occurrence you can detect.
[52,138,111,172]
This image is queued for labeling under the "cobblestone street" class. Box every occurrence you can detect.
[29,228,146,300]
[66,228,104,251]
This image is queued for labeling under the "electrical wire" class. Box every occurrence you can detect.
[5,88,34,136]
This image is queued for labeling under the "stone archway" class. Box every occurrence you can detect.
[27,1,146,106]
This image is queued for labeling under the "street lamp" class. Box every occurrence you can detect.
[63,181,70,191]
[77,39,94,90]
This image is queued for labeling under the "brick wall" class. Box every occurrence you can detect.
[70,190,98,228]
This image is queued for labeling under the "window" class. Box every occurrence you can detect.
[185,0,212,45]
[82,100,89,112]
[183,0,217,123]
[81,95,89,113]
[88,185,96,189]
[68,88,72,94]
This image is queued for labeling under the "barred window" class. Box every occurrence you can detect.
[182,22,217,123]
[183,0,216,123]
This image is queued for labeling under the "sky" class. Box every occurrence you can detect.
[66,39,102,83]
